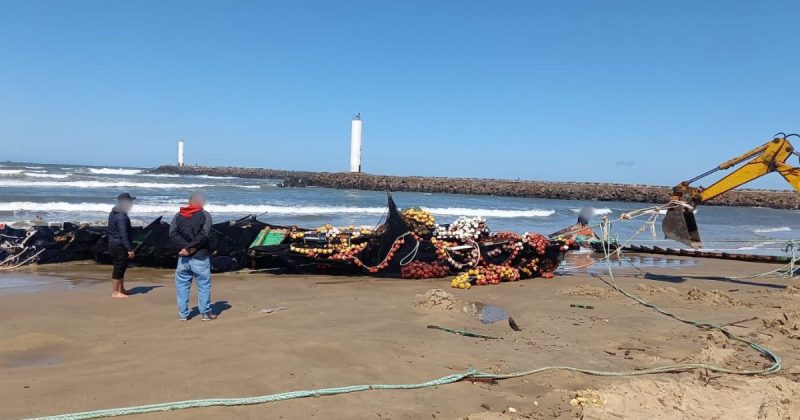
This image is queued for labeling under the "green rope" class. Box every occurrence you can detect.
[28,214,782,420]
[595,219,781,377]
[427,324,500,339]
[28,370,479,420]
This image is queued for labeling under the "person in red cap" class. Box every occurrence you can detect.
[108,192,136,298]
[169,191,215,321]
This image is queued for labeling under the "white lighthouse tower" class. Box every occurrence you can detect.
[349,114,362,173]
[177,140,185,167]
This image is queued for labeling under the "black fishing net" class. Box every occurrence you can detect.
[357,194,439,277]
[1,195,569,280]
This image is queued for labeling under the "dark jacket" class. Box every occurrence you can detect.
[108,207,133,251]
[169,210,213,259]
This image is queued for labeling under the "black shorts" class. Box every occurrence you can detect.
[109,245,129,280]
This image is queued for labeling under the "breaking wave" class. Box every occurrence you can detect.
[194,174,240,180]
[0,169,24,175]
[142,173,181,178]
[753,226,791,234]
[424,207,554,218]
[736,242,775,251]
[24,172,70,179]
[0,180,260,189]
[571,207,612,215]
[142,173,240,180]
[0,202,555,218]
[87,168,143,175]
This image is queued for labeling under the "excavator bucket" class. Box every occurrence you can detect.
[662,207,702,249]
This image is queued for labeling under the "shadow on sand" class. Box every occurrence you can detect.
[188,300,233,319]
[641,272,787,290]
[127,285,164,295]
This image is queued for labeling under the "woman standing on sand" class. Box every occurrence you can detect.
[107,193,136,298]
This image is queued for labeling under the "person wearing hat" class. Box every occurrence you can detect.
[108,192,136,298]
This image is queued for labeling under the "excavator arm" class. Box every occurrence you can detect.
[663,136,800,248]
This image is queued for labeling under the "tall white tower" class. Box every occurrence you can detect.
[350,113,363,173]
[177,140,185,167]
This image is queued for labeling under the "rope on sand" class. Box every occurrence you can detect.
[427,324,500,339]
[27,212,783,420]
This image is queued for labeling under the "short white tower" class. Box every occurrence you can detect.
[350,114,363,173]
[177,140,185,167]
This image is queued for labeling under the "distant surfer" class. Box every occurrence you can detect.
[108,193,136,298]
[169,192,216,321]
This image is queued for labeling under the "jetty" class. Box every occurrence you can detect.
[152,165,800,210]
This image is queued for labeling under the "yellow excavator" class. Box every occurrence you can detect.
[663,133,800,248]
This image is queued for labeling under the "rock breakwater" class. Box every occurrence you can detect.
[152,165,800,209]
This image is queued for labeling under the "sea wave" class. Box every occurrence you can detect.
[142,173,181,178]
[0,202,554,218]
[736,242,776,251]
[141,173,240,180]
[87,168,143,175]
[0,180,260,189]
[571,207,612,215]
[194,174,240,180]
[424,207,555,218]
[24,172,70,179]
[0,169,24,175]
[753,226,791,234]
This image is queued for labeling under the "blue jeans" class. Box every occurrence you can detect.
[175,256,212,318]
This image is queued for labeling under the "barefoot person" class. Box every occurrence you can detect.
[169,192,216,321]
[108,193,136,298]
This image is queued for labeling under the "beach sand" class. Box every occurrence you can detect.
[2,258,800,419]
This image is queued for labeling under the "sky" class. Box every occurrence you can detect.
[1,0,799,188]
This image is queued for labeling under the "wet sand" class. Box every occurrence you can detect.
[2,258,800,419]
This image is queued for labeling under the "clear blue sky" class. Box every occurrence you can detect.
[1,1,799,188]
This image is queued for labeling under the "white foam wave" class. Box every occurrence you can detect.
[423,207,555,218]
[0,202,554,218]
[0,202,116,213]
[0,169,24,175]
[570,207,612,215]
[0,180,259,189]
[737,242,776,251]
[142,173,181,178]
[24,172,70,179]
[194,175,240,180]
[88,168,143,175]
[141,173,239,180]
[753,226,791,234]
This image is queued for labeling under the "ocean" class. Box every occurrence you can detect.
[1,162,798,256]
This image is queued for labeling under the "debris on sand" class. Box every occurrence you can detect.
[781,285,800,296]
[761,311,800,340]
[572,376,800,419]
[560,284,617,299]
[569,389,606,409]
[691,344,737,366]
[260,306,288,314]
[412,288,458,311]
[686,287,752,307]
[681,330,764,371]
[636,283,681,296]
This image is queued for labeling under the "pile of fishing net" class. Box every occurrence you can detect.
[0,216,266,273]
[1,194,571,282]
[251,194,572,286]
